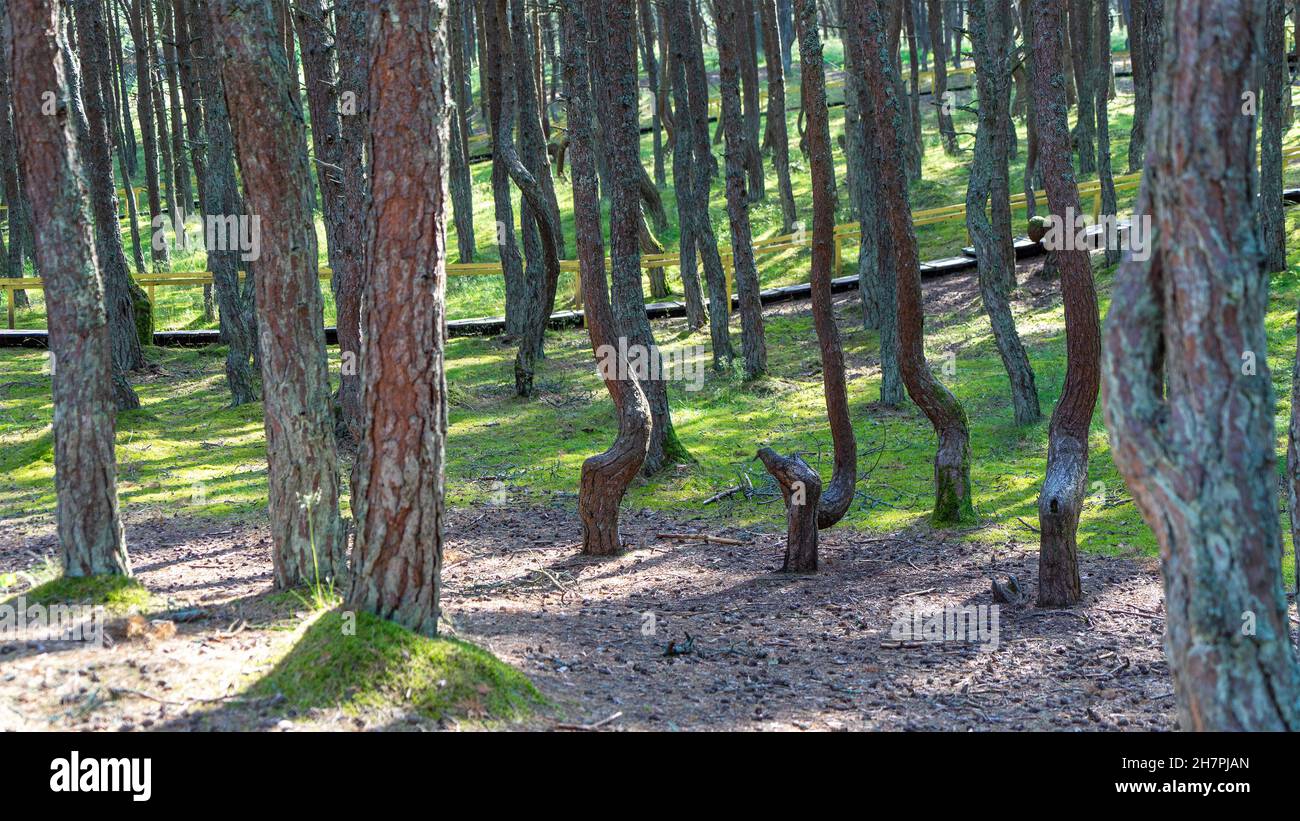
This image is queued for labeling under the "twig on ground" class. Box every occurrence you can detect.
[554,710,623,731]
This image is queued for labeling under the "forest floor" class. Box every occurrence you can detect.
[0,503,1176,732]
[0,256,1195,732]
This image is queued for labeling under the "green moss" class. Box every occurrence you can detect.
[251,609,542,723]
[13,574,153,614]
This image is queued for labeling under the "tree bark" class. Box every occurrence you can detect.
[1031,0,1100,607]
[600,0,691,475]
[480,0,527,338]
[8,0,131,576]
[498,0,563,398]
[448,0,476,264]
[845,0,904,407]
[967,0,1041,427]
[927,0,958,153]
[188,0,257,406]
[1067,0,1097,175]
[209,0,347,590]
[672,0,734,368]
[860,0,974,524]
[759,0,859,573]
[565,0,652,556]
[1261,0,1286,273]
[1127,0,1162,172]
[71,0,147,387]
[717,0,767,380]
[1104,0,1300,730]
[347,0,451,635]
[332,0,368,440]
[760,0,796,233]
[128,0,169,270]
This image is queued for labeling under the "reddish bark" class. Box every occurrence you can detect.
[1030,0,1099,607]
[347,0,452,635]
[758,0,858,573]
[7,0,130,576]
[1104,0,1300,730]
[859,0,974,524]
[564,0,651,556]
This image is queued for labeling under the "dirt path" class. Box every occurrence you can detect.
[0,504,1176,731]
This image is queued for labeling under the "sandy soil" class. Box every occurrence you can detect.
[0,502,1176,732]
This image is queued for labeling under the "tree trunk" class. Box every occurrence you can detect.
[739,0,764,202]
[1261,0,1286,272]
[672,0,734,368]
[638,0,666,188]
[967,0,1040,427]
[209,0,348,590]
[347,0,451,635]
[718,0,767,380]
[927,0,958,153]
[1105,0,1300,730]
[1031,0,1100,607]
[860,0,974,524]
[760,0,796,233]
[1067,0,1096,175]
[71,0,148,386]
[186,0,257,406]
[499,0,563,398]
[665,0,708,332]
[159,0,191,222]
[564,0,652,556]
[332,0,368,440]
[1127,0,1162,172]
[599,0,691,475]
[8,0,131,576]
[759,0,859,573]
[844,0,904,407]
[480,0,528,338]
[448,0,476,264]
[128,0,168,270]
[1094,0,1118,266]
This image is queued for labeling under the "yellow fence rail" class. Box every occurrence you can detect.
[4,137,1297,332]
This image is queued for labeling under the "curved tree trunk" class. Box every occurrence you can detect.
[347,0,451,636]
[967,0,1040,427]
[9,0,131,576]
[599,0,691,475]
[1030,0,1100,607]
[481,0,528,338]
[564,0,651,555]
[1104,0,1300,730]
[860,0,974,523]
[497,0,563,397]
[209,0,347,590]
[717,0,767,380]
[759,0,858,573]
